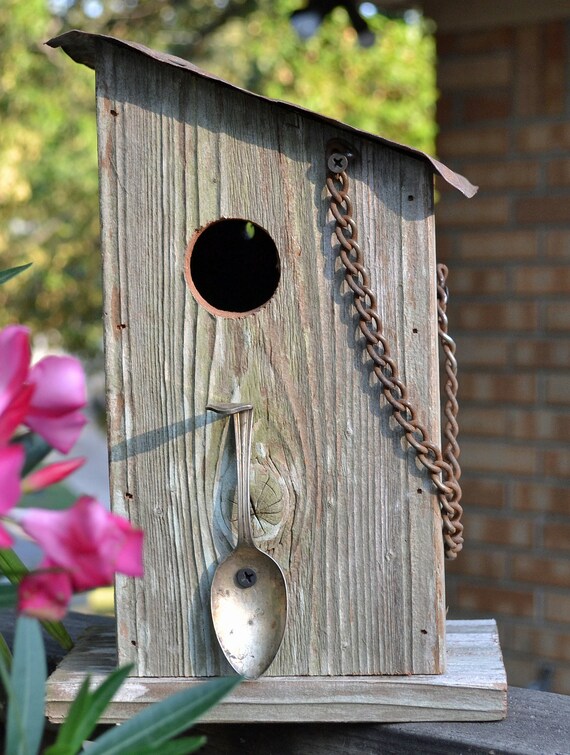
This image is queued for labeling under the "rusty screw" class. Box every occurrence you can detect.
[328,152,349,173]
[236,567,257,588]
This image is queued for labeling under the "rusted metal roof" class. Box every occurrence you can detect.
[47,30,477,198]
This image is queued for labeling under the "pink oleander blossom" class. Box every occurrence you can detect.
[18,570,73,622]
[0,326,33,444]
[23,457,85,493]
[14,496,144,593]
[26,355,87,453]
[0,324,87,453]
[0,445,25,547]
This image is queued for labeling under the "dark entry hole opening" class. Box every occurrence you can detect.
[187,219,280,315]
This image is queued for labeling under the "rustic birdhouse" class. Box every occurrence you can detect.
[46,31,506,722]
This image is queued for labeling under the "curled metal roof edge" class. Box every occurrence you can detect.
[47,30,477,198]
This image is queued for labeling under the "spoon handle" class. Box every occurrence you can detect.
[207,403,255,547]
[233,407,255,548]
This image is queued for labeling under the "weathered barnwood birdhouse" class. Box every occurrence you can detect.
[46,31,506,722]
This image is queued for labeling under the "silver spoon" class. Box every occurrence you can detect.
[206,402,287,679]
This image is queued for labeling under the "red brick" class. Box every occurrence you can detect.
[517,123,570,152]
[439,53,512,90]
[457,230,538,260]
[438,127,510,158]
[447,547,507,579]
[451,267,507,295]
[546,230,570,258]
[510,409,570,442]
[552,665,570,695]
[515,27,542,117]
[460,439,539,475]
[456,336,510,367]
[461,373,537,404]
[513,482,569,514]
[462,477,507,508]
[501,657,535,689]
[437,28,514,55]
[436,92,456,128]
[545,375,570,405]
[547,158,570,186]
[461,160,540,191]
[460,407,508,437]
[436,196,510,227]
[516,196,570,225]
[545,303,570,331]
[463,91,512,122]
[512,555,570,587]
[467,512,533,547]
[513,266,570,295]
[456,584,534,617]
[543,22,567,117]
[514,339,570,369]
[511,626,570,662]
[544,592,570,623]
[544,450,570,478]
[454,302,538,331]
[543,525,570,553]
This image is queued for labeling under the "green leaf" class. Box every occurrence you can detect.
[45,664,134,755]
[0,550,73,651]
[0,631,13,672]
[122,736,207,755]
[15,432,53,477]
[0,584,19,610]
[87,676,240,755]
[5,617,46,755]
[43,676,92,755]
[0,264,32,285]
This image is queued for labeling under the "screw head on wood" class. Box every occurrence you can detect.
[236,567,257,588]
[328,152,349,173]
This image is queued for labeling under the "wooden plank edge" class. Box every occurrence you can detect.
[46,619,507,724]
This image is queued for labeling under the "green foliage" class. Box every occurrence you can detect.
[44,665,133,754]
[2,617,46,755]
[0,264,32,286]
[84,675,239,754]
[1,0,436,355]
[0,617,238,754]
[0,0,101,354]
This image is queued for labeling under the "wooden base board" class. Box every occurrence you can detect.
[46,619,507,724]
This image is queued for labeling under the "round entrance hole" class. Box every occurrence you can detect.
[186,219,280,316]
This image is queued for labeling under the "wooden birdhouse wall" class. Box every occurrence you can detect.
[94,41,445,679]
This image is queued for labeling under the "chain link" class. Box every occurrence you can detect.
[326,160,464,559]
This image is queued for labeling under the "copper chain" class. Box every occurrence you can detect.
[326,159,464,559]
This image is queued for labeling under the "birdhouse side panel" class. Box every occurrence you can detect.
[96,45,444,678]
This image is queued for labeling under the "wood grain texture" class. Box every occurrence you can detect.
[96,43,444,678]
[45,620,506,724]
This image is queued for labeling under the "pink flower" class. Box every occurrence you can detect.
[14,497,143,592]
[18,570,73,621]
[0,324,87,453]
[23,457,85,493]
[0,445,25,546]
[26,355,87,453]
[0,326,33,443]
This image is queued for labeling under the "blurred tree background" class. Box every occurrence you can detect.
[0,0,436,356]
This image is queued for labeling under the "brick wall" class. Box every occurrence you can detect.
[435,21,570,693]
